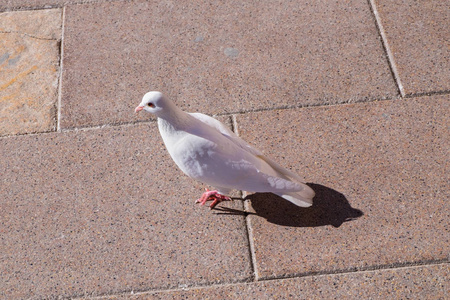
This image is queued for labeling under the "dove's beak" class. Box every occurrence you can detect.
[135,106,144,113]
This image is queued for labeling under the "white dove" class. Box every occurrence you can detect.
[135,91,315,209]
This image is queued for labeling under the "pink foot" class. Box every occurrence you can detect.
[196,188,232,209]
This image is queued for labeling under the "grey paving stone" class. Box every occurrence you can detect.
[103,264,449,299]
[60,0,397,129]
[0,9,61,136]
[235,95,449,279]
[374,0,450,95]
[0,122,251,299]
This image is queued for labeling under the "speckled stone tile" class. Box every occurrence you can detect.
[103,264,449,299]
[374,0,450,95]
[0,121,251,299]
[60,0,397,129]
[235,95,449,279]
[0,9,61,136]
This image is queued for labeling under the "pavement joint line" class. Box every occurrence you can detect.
[0,5,61,12]
[2,91,449,139]
[58,94,399,133]
[231,114,258,281]
[0,0,124,12]
[230,114,239,137]
[254,258,450,282]
[214,95,393,117]
[404,89,450,99]
[56,6,66,132]
[0,128,58,139]
[243,197,259,281]
[367,0,405,97]
[75,260,449,300]
[0,119,153,139]
[72,276,257,300]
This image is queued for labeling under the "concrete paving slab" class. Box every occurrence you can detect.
[0,9,61,136]
[60,0,397,129]
[235,95,449,279]
[0,122,251,299]
[102,263,449,299]
[374,0,450,95]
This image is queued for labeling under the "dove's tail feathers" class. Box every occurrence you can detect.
[259,154,315,207]
[257,155,306,183]
[275,184,315,207]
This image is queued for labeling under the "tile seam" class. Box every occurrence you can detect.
[231,114,258,282]
[244,199,259,281]
[0,119,156,139]
[0,6,62,12]
[404,89,450,99]
[56,6,66,132]
[2,91,449,139]
[0,0,126,12]
[54,96,400,133]
[77,260,449,299]
[367,0,405,97]
[215,96,394,116]
[257,258,450,282]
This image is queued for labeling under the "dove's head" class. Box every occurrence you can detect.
[135,91,168,116]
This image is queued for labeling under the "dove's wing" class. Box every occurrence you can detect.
[189,112,307,183]
[188,112,314,207]
[189,113,262,156]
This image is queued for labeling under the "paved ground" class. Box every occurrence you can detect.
[1,0,448,299]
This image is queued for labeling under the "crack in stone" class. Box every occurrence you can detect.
[0,30,58,41]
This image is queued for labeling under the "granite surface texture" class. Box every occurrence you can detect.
[0,0,448,299]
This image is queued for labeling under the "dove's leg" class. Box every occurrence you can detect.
[196,188,232,209]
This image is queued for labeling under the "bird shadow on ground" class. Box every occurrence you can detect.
[214,183,363,228]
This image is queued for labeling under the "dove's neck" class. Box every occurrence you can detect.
[157,109,194,155]
[156,105,192,134]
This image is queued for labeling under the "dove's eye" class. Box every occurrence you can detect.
[147,103,155,108]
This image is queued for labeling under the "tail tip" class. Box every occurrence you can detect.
[280,194,313,207]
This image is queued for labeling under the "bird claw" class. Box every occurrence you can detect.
[196,188,232,209]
